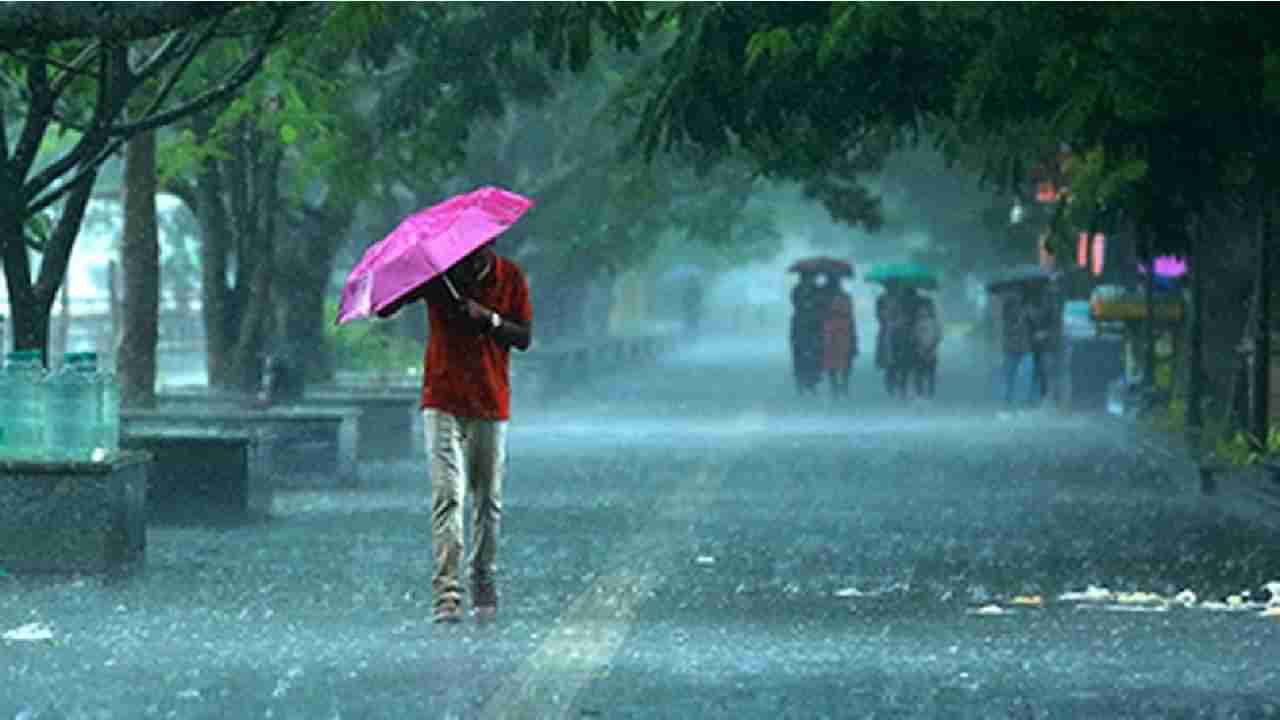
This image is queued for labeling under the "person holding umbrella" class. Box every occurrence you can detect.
[377,241,532,623]
[790,270,825,395]
[339,186,534,624]
[788,257,855,396]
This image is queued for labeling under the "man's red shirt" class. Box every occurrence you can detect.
[420,256,532,420]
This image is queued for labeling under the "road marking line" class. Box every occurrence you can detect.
[482,465,724,719]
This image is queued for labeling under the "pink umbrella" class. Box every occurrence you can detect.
[336,186,533,325]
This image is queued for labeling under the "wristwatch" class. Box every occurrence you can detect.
[490,311,502,330]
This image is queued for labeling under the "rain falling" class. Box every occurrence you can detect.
[2,4,1280,719]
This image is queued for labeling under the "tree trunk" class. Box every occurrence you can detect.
[191,118,285,394]
[0,195,48,360]
[118,130,160,409]
[194,120,236,389]
[1,171,97,365]
[1186,215,1205,449]
[107,260,120,366]
[50,278,71,369]
[272,265,329,382]
[273,204,355,386]
[1253,201,1272,449]
[1141,225,1156,391]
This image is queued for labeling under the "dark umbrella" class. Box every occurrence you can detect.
[787,257,855,277]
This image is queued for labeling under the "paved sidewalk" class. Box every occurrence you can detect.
[1103,413,1280,530]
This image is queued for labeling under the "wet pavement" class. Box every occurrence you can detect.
[3,334,1280,719]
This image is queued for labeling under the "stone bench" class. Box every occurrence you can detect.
[304,389,420,460]
[0,452,150,575]
[120,429,272,525]
[158,387,420,461]
[122,407,361,489]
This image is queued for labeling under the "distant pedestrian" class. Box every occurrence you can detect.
[1025,284,1060,407]
[877,284,920,399]
[790,271,825,394]
[999,290,1033,407]
[681,279,704,336]
[822,274,857,397]
[377,241,532,624]
[912,296,941,398]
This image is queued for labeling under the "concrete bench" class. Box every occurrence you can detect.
[0,452,150,575]
[122,407,361,489]
[120,429,272,524]
[304,389,420,460]
[159,387,420,461]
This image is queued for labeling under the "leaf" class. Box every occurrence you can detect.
[280,124,299,146]
[745,28,796,73]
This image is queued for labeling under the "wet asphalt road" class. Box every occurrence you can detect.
[3,334,1280,719]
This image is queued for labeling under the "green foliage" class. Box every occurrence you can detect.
[1214,428,1280,467]
[323,302,421,374]
[22,212,53,252]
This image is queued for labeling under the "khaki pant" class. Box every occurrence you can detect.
[424,409,507,606]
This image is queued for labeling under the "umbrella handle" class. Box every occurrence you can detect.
[441,274,463,302]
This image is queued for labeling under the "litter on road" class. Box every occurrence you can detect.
[3,622,54,642]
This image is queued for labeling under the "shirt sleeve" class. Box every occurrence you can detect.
[507,263,533,325]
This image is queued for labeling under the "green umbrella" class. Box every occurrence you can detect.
[864,262,939,290]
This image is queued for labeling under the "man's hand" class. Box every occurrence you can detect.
[460,298,532,350]
[463,299,495,325]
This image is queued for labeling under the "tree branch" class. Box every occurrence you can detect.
[26,7,294,213]
[2,44,97,86]
[13,52,54,179]
[107,6,294,137]
[128,18,225,128]
[23,47,122,202]
[33,169,97,305]
[127,30,187,81]
[49,40,101,97]
[0,3,241,49]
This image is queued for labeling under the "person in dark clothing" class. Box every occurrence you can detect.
[1025,283,1060,406]
[822,274,857,397]
[999,290,1033,407]
[790,272,825,394]
[681,280,704,336]
[877,284,920,399]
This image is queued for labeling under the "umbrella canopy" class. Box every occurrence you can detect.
[336,186,533,325]
[985,264,1053,293]
[787,256,854,277]
[864,262,937,289]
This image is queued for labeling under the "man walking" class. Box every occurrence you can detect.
[998,290,1033,407]
[378,241,532,623]
[1025,283,1061,407]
